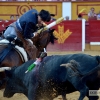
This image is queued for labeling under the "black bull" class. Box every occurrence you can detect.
[3,53,100,100]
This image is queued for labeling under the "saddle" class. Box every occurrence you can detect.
[9,22,37,60]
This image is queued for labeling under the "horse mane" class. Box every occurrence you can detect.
[38,24,57,44]
[49,29,57,44]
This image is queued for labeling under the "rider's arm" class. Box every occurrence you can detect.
[23,22,38,39]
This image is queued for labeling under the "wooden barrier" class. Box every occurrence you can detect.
[1,20,100,51]
[0,20,15,34]
[47,20,83,51]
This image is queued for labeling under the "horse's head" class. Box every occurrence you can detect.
[31,28,57,57]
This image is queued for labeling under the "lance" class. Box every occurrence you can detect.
[35,16,66,34]
[25,17,66,73]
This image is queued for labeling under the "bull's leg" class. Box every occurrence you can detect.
[66,65,89,100]
[28,73,40,100]
[87,94,99,100]
[86,87,99,100]
[70,79,88,100]
[67,75,88,100]
[86,80,100,100]
[62,93,67,100]
[86,88,99,100]
[78,85,89,100]
[28,81,39,100]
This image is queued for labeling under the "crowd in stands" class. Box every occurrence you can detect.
[0,0,100,1]
[0,7,100,22]
[87,7,100,20]
[0,14,20,35]
[0,6,100,35]
[76,7,100,20]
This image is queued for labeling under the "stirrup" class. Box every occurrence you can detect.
[6,35,23,47]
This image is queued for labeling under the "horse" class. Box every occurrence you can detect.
[0,28,57,89]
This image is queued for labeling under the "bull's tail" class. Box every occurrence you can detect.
[96,55,100,64]
[61,59,100,82]
[82,63,100,82]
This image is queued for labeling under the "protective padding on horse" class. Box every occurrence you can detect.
[0,39,9,44]
[0,39,28,62]
[15,46,28,62]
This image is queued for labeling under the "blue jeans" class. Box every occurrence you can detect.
[4,26,17,38]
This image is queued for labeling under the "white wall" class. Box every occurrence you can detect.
[62,2,71,20]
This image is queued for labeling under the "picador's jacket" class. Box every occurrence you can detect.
[16,9,38,39]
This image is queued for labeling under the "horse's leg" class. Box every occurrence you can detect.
[32,45,37,60]
[26,44,37,60]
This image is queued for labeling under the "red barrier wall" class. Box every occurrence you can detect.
[0,20,15,33]
[1,20,100,51]
[85,21,90,43]
[47,20,82,51]
[88,21,100,42]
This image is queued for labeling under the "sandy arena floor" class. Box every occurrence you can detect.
[0,50,100,100]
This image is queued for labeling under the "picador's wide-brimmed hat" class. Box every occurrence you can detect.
[39,9,51,22]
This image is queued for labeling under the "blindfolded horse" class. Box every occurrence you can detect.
[0,28,57,89]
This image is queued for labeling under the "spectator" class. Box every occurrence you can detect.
[97,11,100,20]
[16,15,19,20]
[88,7,97,20]
[65,16,69,20]
[0,19,4,21]
[77,14,83,20]
[10,15,15,20]
[76,13,86,21]
[50,14,56,21]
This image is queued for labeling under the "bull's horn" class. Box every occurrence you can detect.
[0,67,11,72]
